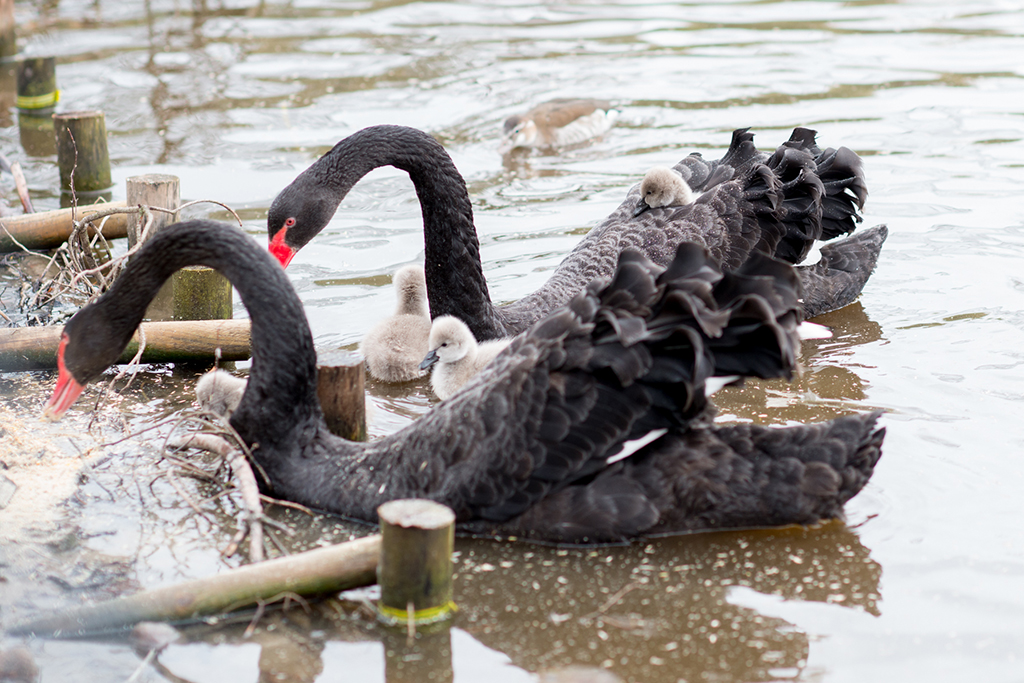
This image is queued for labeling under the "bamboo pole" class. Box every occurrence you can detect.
[377,500,456,626]
[16,56,58,117]
[0,319,250,372]
[316,350,367,441]
[0,202,129,252]
[54,110,112,195]
[8,535,382,638]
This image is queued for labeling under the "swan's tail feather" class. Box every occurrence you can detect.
[636,411,885,534]
[764,144,826,264]
[797,224,888,318]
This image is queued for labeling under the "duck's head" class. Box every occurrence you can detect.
[500,115,539,152]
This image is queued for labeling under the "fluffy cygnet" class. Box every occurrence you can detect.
[195,369,247,419]
[500,99,618,152]
[359,265,432,383]
[633,166,696,216]
[419,315,511,400]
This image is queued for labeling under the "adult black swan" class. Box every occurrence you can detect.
[268,125,887,340]
[44,220,884,544]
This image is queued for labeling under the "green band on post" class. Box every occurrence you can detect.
[16,89,60,109]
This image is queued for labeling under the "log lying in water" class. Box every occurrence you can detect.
[8,535,382,638]
[0,318,250,371]
[0,201,129,252]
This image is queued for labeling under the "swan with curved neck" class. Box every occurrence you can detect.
[268,125,884,339]
[45,220,884,543]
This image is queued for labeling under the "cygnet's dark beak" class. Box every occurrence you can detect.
[632,199,651,217]
[419,349,439,371]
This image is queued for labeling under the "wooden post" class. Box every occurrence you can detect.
[16,56,58,117]
[125,174,233,322]
[54,111,112,195]
[126,173,179,247]
[0,0,15,60]
[316,350,366,441]
[376,499,456,627]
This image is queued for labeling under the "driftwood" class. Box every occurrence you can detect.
[0,202,129,252]
[8,535,382,638]
[0,319,250,371]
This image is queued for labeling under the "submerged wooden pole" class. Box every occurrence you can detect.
[0,319,251,372]
[54,110,112,195]
[317,350,366,441]
[0,0,15,60]
[0,202,129,252]
[16,56,58,117]
[376,499,456,626]
[8,535,382,638]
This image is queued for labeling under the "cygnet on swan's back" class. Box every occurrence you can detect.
[419,315,511,399]
[359,265,432,383]
[500,98,619,152]
[634,166,696,216]
[196,369,246,419]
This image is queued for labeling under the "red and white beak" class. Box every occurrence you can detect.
[42,334,84,420]
[269,228,296,268]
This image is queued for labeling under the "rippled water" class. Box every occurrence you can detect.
[2,0,1024,680]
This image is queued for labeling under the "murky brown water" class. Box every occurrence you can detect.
[3,0,1024,680]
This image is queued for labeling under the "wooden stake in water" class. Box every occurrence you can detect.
[0,0,17,60]
[316,350,367,441]
[54,110,111,194]
[16,56,58,117]
[377,499,457,627]
[126,174,233,322]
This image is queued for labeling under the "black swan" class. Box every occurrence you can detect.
[268,125,887,340]
[44,220,884,544]
[500,98,619,152]
[419,315,512,400]
[358,264,432,383]
[635,166,696,214]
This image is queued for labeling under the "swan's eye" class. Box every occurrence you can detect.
[284,217,296,228]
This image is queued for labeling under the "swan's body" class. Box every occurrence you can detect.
[268,126,886,341]
[46,221,884,544]
[500,99,618,152]
[359,265,432,383]
[635,166,696,215]
[420,315,511,399]
[195,369,246,418]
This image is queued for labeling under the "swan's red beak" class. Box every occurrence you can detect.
[43,334,84,420]
[269,228,296,268]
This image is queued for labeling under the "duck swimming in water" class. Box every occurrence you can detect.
[500,98,619,152]
[45,220,883,544]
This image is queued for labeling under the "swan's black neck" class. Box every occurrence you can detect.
[287,125,505,339]
[72,221,323,451]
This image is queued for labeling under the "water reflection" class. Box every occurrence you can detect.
[121,520,878,683]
